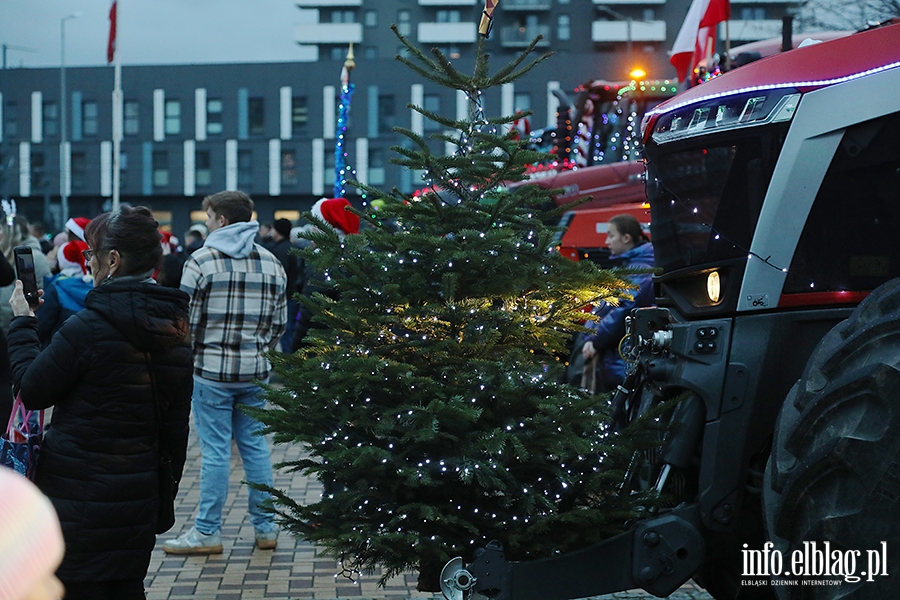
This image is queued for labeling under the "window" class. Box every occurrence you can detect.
[437,10,460,23]
[238,149,253,188]
[164,100,181,135]
[330,10,355,23]
[423,94,441,131]
[365,10,377,27]
[514,92,531,114]
[741,7,765,19]
[43,102,59,138]
[281,150,298,186]
[330,46,346,61]
[124,100,139,136]
[378,94,395,136]
[71,151,87,191]
[4,102,17,138]
[557,14,570,41]
[82,101,98,137]
[642,8,655,21]
[369,149,385,186]
[397,10,411,36]
[196,150,211,187]
[248,97,265,136]
[785,112,900,295]
[438,45,461,59]
[30,151,47,192]
[152,150,169,187]
[364,46,378,60]
[207,99,223,135]
[292,96,308,136]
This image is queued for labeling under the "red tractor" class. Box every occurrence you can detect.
[441,21,900,600]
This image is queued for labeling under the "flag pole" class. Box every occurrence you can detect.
[110,1,122,211]
[724,19,731,71]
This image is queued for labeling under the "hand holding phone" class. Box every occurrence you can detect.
[14,246,40,308]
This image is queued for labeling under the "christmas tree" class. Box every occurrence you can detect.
[259,26,659,590]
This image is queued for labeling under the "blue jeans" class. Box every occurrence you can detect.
[192,378,275,535]
[280,299,299,353]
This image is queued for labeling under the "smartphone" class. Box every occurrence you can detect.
[13,246,40,308]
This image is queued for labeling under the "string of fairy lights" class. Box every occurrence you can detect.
[333,74,356,199]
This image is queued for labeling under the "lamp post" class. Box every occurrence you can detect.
[60,11,81,226]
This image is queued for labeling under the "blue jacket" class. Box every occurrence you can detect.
[36,274,93,346]
[586,242,655,386]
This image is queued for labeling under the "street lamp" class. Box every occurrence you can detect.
[596,5,635,76]
[60,11,81,225]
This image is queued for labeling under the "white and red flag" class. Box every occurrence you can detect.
[107,0,117,63]
[669,0,730,82]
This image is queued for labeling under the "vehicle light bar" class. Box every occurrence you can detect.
[649,90,800,144]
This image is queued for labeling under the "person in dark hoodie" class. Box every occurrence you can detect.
[6,205,194,600]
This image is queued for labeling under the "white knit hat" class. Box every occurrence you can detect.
[0,469,65,600]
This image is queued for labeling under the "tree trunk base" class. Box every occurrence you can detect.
[417,561,442,592]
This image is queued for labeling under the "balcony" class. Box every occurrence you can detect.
[418,0,477,5]
[721,19,784,42]
[295,0,361,6]
[592,20,666,43]
[504,0,552,10]
[499,25,551,48]
[293,22,363,44]
[418,22,478,43]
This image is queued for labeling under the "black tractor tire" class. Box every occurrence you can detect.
[764,278,900,599]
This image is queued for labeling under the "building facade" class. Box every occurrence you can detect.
[0,0,797,236]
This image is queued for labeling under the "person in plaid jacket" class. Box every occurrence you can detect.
[164,190,286,555]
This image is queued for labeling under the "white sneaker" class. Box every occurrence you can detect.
[255,529,278,550]
[162,526,223,555]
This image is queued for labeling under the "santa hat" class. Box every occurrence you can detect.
[58,240,89,277]
[0,469,65,600]
[160,231,180,255]
[65,216,91,241]
[311,198,360,238]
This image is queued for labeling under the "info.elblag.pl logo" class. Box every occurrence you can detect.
[742,541,889,586]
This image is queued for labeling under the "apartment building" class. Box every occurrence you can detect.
[0,0,796,235]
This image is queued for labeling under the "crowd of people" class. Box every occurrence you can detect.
[0,194,651,600]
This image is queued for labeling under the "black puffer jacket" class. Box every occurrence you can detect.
[7,279,193,582]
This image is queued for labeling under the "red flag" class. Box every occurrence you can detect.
[670,0,730,82]
[107,0,117,63]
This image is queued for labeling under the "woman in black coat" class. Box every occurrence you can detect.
[7,206,193,600]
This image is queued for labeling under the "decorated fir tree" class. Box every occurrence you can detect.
[259,27,659,590]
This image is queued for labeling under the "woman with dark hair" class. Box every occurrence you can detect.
[6,205,194,600]
[579,213,655,392]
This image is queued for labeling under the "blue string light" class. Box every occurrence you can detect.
[334,81,355,199]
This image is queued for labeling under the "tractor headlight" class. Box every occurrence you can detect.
[707,271,721,304]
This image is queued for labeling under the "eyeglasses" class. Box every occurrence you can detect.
[82,249,94,262]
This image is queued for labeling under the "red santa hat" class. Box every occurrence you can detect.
[160,231,180,255]
[58,240,89,276]
[65,216,91,241]
[311,197,360,237]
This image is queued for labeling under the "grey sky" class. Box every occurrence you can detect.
[0,0,305,68]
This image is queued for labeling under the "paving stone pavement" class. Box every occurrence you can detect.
[144,418,712,600]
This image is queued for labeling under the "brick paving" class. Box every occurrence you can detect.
[144,418,712,600]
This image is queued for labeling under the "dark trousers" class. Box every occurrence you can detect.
[61,579,146,600]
